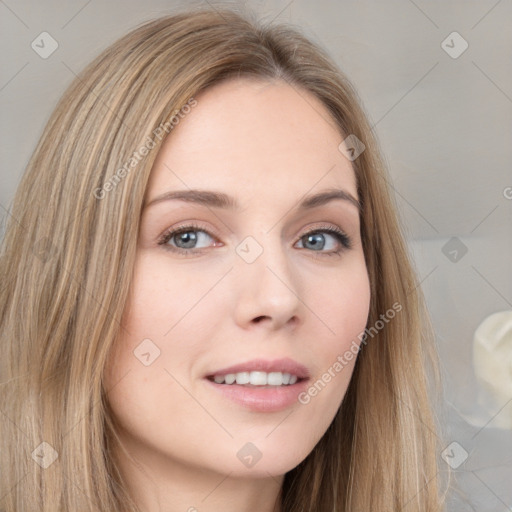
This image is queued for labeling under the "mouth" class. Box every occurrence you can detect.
[206,371,305,387]
[204,358,310,412]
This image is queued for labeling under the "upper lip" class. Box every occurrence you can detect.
[206,358,310,379]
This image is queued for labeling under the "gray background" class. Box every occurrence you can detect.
[1,0,511,509]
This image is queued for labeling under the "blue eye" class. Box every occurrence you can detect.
[164,228,214,250]
[158,223,352,257]
[296,228,352,255]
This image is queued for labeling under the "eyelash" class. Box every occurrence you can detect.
[157,222,352,258]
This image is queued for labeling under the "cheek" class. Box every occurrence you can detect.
[104,249,229,396]
[309,260,371,354]
[292,260,370,421]
[123,253,213,335]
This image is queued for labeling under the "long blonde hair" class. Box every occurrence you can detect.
[0,6,445,511]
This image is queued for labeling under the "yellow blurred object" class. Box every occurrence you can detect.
[473,310,512,430]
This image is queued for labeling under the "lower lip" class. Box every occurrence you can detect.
[204,378,309,412]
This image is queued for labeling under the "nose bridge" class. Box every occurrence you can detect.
[233,231,302,328]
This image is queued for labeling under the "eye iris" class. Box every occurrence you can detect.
[304,233,325,250]
[176,231,197,248]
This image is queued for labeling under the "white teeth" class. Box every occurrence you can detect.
[235,372,250,385]
[267,372,282,386]
[224,374,236,384]
[250,371,267,385]
[210,371,301,386]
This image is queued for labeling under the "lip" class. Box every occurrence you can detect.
[204,358,310,413]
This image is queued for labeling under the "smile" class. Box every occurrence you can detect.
[209,371,300,386]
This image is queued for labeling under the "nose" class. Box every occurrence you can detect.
[232,237,302,331]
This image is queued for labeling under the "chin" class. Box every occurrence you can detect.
[211,436,315,478]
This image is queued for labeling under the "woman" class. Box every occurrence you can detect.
[0,6,445,511]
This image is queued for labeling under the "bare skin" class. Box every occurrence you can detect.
[103,77,370,512]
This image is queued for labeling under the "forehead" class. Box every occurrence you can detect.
[146,78,357,202]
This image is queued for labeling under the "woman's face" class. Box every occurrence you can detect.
[104,78,370,482]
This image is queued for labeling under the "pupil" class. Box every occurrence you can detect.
[305,233,325,250]
[177,231,197,248]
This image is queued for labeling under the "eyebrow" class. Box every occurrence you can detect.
[144,187,361,212]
